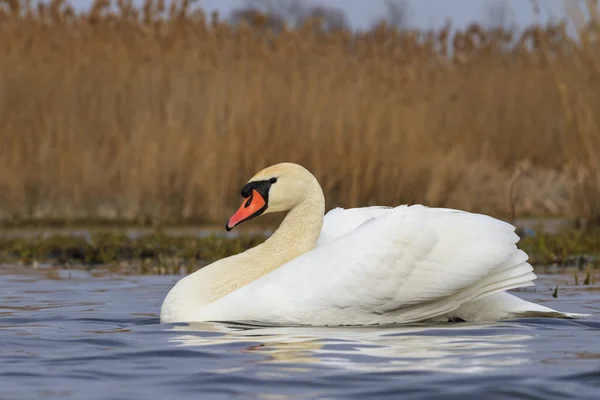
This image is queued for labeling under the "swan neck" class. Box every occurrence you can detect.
[159,176,325,322]
[265,194,325,257]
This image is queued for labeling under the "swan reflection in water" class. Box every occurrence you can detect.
[166,321,534,374]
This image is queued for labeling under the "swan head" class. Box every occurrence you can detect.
[226,163,319,231]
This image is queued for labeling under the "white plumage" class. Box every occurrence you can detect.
[161,163,585,326]
[193,205,579,325]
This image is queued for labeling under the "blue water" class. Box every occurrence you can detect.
[1,265,599,400]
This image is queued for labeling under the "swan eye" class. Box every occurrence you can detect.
[269,177,277,184]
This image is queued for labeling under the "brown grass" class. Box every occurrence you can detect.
[0,0,599,227]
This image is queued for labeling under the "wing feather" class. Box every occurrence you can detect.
[316,206,392,247]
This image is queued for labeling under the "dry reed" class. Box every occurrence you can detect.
[0,0,599,227]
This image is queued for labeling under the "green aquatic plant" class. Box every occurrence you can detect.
[519,228,600,267]
[2,227,600,276]
[0,230,267,274]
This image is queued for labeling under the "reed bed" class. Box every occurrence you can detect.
[0,0,599,227]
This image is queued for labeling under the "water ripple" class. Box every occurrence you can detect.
[1,266,599,400]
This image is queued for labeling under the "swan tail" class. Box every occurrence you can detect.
[447,249,591,321]
[451,292,590,321]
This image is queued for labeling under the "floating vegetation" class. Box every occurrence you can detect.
[2,226,600,276]
[519,229,599,287]
[519,229,600,268]
[0,230,267,275]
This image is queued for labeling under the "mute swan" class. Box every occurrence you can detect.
[160,163,584,325]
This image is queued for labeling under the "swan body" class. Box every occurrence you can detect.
[160,163,585,326]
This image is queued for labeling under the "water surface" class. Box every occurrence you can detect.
[1,264,599,399]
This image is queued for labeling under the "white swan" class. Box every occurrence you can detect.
[160,162,584,325]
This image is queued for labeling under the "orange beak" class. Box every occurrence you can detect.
[226,189,267,231]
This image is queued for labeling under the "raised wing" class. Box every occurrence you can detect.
[316,206,392,247]
[198,205,535,326]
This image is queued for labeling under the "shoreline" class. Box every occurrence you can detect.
[0,222,598,275]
